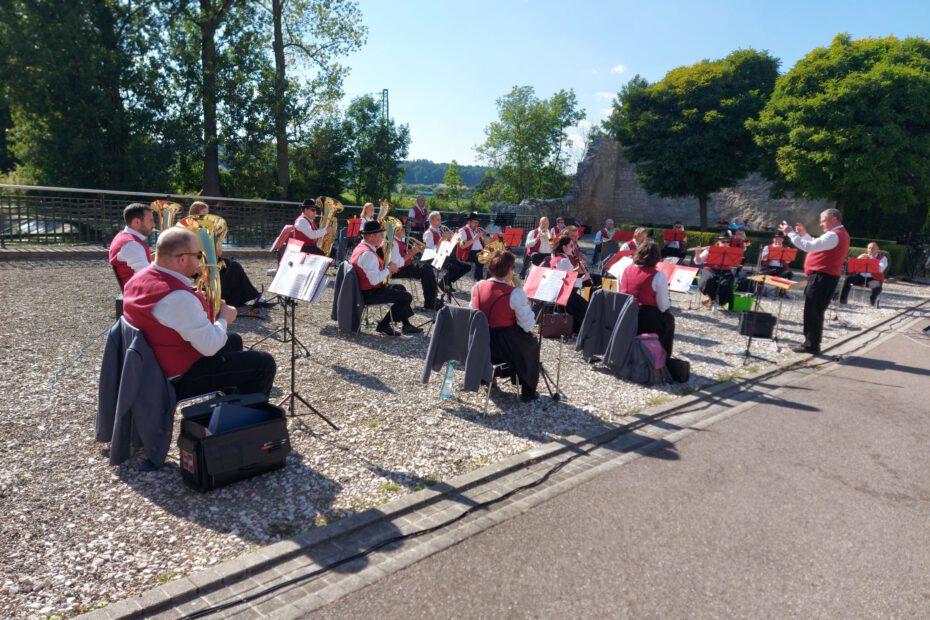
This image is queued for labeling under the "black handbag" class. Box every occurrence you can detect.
[738,311,776,338]
[539,312,573,339]
[666,357,690,383]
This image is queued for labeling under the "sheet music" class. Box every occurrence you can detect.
[534,269,566,302]
[310,276,331,303]
[269,263,313,299]
[607,256,633,280]
[433,239,455,269]
[420,248,437,262]
[668,269,697,293]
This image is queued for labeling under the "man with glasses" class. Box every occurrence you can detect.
[122,228,276,398]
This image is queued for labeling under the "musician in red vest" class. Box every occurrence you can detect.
[407,194,428,232]
[389,225,442,310]
[620,241,675,356]
[759,231,794,279]
[620,227,648,253]
[780,208,851,354]
[121,228,276,399]
[349,220,421,336]
[694,235,736,309]
[661,221,687,259]
[550,236,590,335]
[292,199,329,255]
[424,211,470,293]
[109,203,155,290]
[456,212,489,281]
[521,216,553,279]
[591,218,616,264]
[549,217,566,241]
[470,250,539,402]
[839,242,887,306]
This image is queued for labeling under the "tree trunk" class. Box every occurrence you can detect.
[835,195,845,212]
[271,0,289,199]
[698,196,708,231]
[200,0,221,196]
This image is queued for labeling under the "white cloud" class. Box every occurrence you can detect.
[599,107,614,117]
[609,64,627,74]
[594,91,615,101]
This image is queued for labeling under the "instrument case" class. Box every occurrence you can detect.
[177,393,290,492]
[738,311,776,338]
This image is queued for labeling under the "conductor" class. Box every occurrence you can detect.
[779,208,850,354]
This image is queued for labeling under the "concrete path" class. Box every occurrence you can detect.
[315,315,930,618]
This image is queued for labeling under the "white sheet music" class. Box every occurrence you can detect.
[420,248,437,262]
[533,269,566,303]
[269,253,332,302]
[668,269,697,293]
[607,256,633,280]
[432,239,456,269]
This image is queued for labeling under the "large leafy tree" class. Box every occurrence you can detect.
[290,115,351,199]
[476,86,585,202]
[443,160,463,207]
[344,95,410,203]
[749,34,930,229]
[606,49,779,229]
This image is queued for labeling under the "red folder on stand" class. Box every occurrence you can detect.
[847,257,880,275]
[524,265,577,306]
[271,225,296,251]
[611,230,634,243]
[705,246,744,269]
[502,227,524,247]
[603,249,634,271]
[663,229,686,243]
[346,217,362,238]
[766,246,797,262]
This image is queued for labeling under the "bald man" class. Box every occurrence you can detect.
[122,228,276,398]
[840,242,887,306]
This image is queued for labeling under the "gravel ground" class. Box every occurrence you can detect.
[0,256,927,618]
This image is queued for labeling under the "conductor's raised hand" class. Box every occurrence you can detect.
[794,223,807,237]
[777,220,792,234]
[219,302,238,324]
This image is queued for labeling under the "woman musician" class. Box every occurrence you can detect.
[470,250,539,402]
[620,240,676,356]
[549,236,590,335]
[359,202,376,224]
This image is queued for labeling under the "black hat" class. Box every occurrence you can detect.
[302,198,316,210]
[468,212,480,221]
[361,220,385,235]
[773,231,785,238]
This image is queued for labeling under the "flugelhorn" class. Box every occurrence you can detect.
[377,200,391,223]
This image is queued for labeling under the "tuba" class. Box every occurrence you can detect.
[476,237,505,264]
[150,200,181,231]
[176,214,228,321]
[316,196,343,256]
[381,216,403,283]
[377,200,391,223]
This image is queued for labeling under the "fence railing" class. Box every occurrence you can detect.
[0,184,528,248]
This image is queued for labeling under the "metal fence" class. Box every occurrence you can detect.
[0,184,519,248]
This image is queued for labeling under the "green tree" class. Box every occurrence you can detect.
[443,160,463,207]
[290,115,351,198]
[749,34,930,226]
[476,86,585,202]
[344,95,410,203]
[606,49,779,229]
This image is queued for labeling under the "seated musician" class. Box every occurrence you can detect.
[109,203,155,290]
[359,202,376,224]
[839,242,887,306]
[592,218,617,264]
[293,199,329,255]
[759,232,794,279]
[694,235,736,309]
[407,194,428,232]
[456,212,488,281]
[424,211,470,293]
[565,225,601,287]
[729,229,749,249]
[620,241,676,356]
[549,217,566,241]
[122,228,276,400]
[620,227,648,253]
[661,221,687,259]
[187,201,271,308]
[470,250,540,403]
[390,225,442,310]
[521,216,553,278]
[350,220,422,336]
[550,236,590,335]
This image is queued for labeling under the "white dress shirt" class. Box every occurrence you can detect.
[695,249,710,265]
[150,265,228,373]
[594,228,616,245]
[860,253,888,279]
[117,227,151,274]
[787,225,844,253]
[355,241,390,286]
[652,271,671,312]
[294,215,327,240]
[390,235,408,268]
[470,277,536,333]
[620,241,637,252]
[526,228,551,254]
[760,244,781,267]
[424,226,442,250]
[460,227,483,251]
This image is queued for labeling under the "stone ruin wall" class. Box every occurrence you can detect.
[510,137,830,231]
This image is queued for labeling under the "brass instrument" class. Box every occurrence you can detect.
[377,200,391,223]
[316,196,344,256]
[440,225,454,239]
[381,216,403,283]
[406,235,427,253]
[150,200,181,231]
[176,214,228,321]
[476,238,505,264]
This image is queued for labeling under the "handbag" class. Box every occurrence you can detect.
[539,311,573,339]
[666,357,690,383]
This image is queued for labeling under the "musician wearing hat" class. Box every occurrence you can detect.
[389,224,443,311]
[292,199,329,255]
[349,220,422,336]
[424,211,470,294]
[759,231,794,279]
[693,235,736,309]
[456,212,490,281]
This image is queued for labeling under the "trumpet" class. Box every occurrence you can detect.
[377,200,391,223]
[440,225,454,239]
[406,235,427,253]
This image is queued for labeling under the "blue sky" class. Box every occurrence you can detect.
[339,0,930,166]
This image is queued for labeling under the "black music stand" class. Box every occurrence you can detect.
[251,296,310,356]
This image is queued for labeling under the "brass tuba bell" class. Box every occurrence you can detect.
[316,196,344,257]
[176,214,228,321]
[476,237,505,264]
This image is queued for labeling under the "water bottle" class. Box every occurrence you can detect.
[439,361,457,399]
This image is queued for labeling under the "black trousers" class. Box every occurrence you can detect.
[489,325,540,394]
[698,268,735,307]
[520,252,550,278]
[172,333,276,400]
[440,257,470,289]
[661,246,687,259]
[840,274,882,305]
[467,250,485,281]
[362,284,414,325]
[637,305,676,357]
[803,272,840,352]
[394,263,439,308]
[220,259,261,307]
[565,289,589,335]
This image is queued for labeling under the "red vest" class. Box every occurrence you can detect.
[396,238,411,265]
[350,242,384,291]
[292,214,318,248]
[803,226,850,276]
[456,227,475,261]
[526,229,544,254]
[623,239,638,252]
[122,267,210,377]
[472,280,516,328]
[427,228,441,248]
[620,265,658,307]
[109,230,152,290]
[411,204,427,227]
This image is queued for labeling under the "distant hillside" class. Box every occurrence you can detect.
[403,159,489,187]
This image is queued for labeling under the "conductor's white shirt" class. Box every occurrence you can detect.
[787,225,844,253]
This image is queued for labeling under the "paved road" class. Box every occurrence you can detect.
[316,317,930,618]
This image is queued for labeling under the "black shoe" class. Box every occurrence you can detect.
[376,323,400,337]
[401,322,423,335]
[791,345,820,354]
[423,300,444,311]
[253,297,278,308]
[520,389,539,403]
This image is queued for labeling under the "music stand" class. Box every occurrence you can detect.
[502,227,524,248]
[251,243,312,355]
[524,265,577,401]
[705,245,744,270]
[611,230,634,243]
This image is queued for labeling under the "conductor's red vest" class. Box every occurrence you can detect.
[620,264,658,307]
[803,226,850,277]
[350,242,384,291]
[109,231,152,290]
[472,280,516,328]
